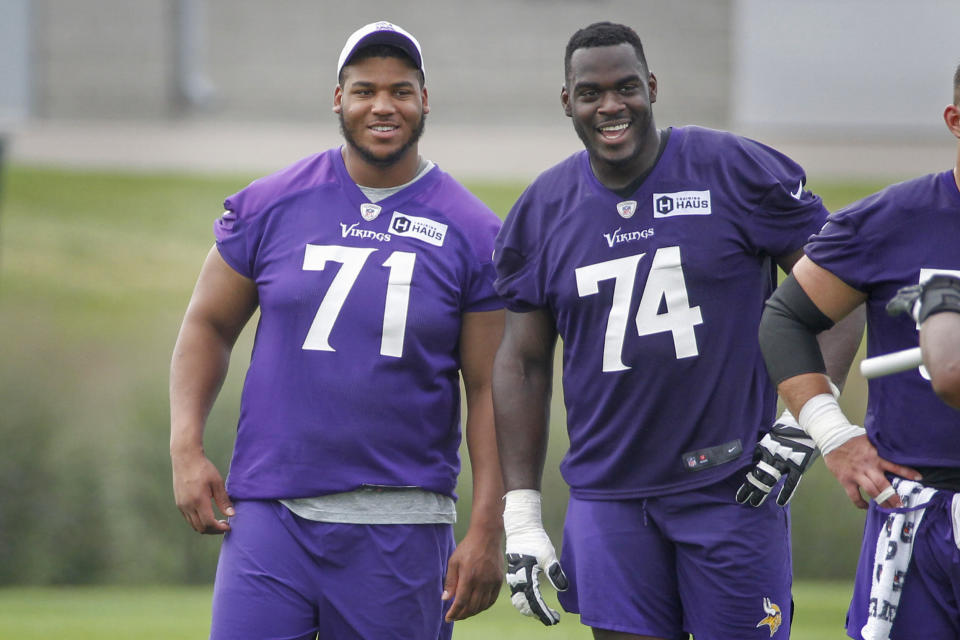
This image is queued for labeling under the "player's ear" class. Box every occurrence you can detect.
[333,85,343,114]
[944,103,960,139]
[648,71,657,104]
[422,86,430,115]
[561,86,572,117]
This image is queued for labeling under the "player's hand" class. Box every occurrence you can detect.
[442,525,503,622]
[887,275,960,323]
[503,490,568,626]
[737,410,819,507]
[822,435,922,510]
[171,448,234,534]
[886,283,924,321]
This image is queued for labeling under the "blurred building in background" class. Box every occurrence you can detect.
[4,0,959,178]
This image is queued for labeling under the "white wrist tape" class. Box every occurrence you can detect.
[503,489,543,537]
[798,393,865,456]
[827,380,841,399]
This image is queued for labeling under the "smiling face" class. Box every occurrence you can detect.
[561,42,659,188]
[334,54,428,186]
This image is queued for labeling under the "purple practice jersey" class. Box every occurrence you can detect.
[494,126,828,498]
[805,170,960,468]
[214,148,502,500]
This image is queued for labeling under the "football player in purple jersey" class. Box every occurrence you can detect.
[169,22,504,640]
[491,21,862,640]
[758,64,960,639]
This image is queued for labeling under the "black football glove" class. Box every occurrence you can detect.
[736,410,819,507]
[505,553,568,626]
[887,274,960,323]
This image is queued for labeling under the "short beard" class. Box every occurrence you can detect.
[571,111,651,169]
[339,112,427,168]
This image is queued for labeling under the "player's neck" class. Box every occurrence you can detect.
[589,126,662,191]
[342,145,421,189]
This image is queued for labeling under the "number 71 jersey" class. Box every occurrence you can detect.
[214,148,502,501]
[494,126,829,499]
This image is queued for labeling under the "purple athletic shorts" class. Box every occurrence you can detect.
[847,490,960,639]
[558,471,793,639]
[209,500,456,640]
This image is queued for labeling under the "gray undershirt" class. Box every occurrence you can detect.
[357,156,434,203]
[281,155,454,525]
[281,488,456,525]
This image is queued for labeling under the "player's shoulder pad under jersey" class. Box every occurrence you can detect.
[426,170,502,263]
[499,152,585,245]
[812,173,947,266]
[224,151,335,222]
[832,172,946,232]
[676,127,812,215]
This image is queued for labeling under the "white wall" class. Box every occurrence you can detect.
[0,0,32,130]
[732,0,960,139]
[29,0,733,128]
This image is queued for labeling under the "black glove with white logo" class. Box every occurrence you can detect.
[736,409,819,507]
[505,553,569,626]
[886,274,960,323]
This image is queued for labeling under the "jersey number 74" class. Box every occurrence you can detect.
[575,246,702,372]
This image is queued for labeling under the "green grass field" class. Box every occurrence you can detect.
[0,582,852,639]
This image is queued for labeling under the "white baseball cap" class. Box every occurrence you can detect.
[337,21,424,80]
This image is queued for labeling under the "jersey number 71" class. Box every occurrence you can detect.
[301,244,416,357]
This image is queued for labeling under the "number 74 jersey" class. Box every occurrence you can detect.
[214,149,503,501]
[493,126,829,499]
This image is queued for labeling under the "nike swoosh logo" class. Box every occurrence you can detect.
[790,180,804,200]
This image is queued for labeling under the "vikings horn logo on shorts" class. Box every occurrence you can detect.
[756,597,782,636]
[360,203,381,221]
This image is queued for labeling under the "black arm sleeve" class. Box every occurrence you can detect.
[759,274,836,385]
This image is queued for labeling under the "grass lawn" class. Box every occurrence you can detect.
[0,581,851,639]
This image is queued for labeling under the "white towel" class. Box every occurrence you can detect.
[860,478,938,640]
[953,493,960,552]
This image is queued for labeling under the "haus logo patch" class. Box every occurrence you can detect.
[653,190,712,217]
[389,211,447,247]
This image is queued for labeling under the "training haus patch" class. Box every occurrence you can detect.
[652,190,712,217]
[389,211,448,247]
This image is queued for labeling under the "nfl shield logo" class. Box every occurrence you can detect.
[360,203,381,221]
[616,200,637,219]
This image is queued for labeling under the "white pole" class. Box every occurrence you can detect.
[859,347,923,379]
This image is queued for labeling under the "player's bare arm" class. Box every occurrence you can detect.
[493,309,569,625]
[170,246,258,534]
[443,309,505,622]
[920,312,960,408]
[493,309,557,491]
[764,256,919,509]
